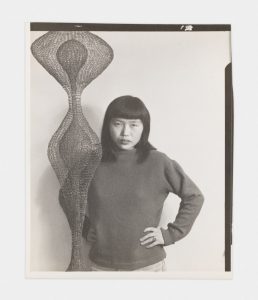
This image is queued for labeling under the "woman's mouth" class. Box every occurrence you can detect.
[119,139,131,145]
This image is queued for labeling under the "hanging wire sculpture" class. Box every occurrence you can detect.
[31,31,113,271]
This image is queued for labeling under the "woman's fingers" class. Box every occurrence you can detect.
[140,232,155,242]
[145,241,159,248]
[140,237,155,245]
[140,227,158,241]
[140,227,165,247]
[144,227,156,233]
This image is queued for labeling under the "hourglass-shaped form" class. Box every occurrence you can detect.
[31,31,113,271]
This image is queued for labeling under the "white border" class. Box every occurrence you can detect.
[27,271,232,280]
[25,22,31,278]
[3,0,258,298]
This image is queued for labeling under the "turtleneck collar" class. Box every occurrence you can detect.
[115,148,138,162]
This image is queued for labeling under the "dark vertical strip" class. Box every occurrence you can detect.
[225,63,233,271]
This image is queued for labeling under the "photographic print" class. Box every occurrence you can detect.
[27,23,233,279]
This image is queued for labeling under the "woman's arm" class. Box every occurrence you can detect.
[161,159,204,246]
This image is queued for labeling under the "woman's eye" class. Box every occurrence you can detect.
[131,124,138,127]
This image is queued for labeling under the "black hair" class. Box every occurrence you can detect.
[101,95,156,163]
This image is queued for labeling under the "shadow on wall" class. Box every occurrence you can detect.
[35,165,92,271]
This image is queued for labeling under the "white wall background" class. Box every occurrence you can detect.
[29,30,231,272]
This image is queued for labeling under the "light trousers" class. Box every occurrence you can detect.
[90,260,166,272]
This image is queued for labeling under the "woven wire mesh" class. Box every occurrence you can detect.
[31,31,113,271]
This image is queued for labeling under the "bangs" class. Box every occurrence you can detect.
[109,96,147,120]
[111,108,145,120]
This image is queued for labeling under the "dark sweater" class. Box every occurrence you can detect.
[86,149,204,270]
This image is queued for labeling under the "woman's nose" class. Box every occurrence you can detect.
[121,124,130,136]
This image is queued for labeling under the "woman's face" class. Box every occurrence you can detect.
[109,118,144,150]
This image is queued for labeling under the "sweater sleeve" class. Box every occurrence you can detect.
[161,158,204,246]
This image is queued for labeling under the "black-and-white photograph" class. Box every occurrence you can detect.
[27,23,233,278]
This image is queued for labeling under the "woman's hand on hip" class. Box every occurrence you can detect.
[140,227,164,248]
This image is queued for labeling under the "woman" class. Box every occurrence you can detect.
[83,95,204,271]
